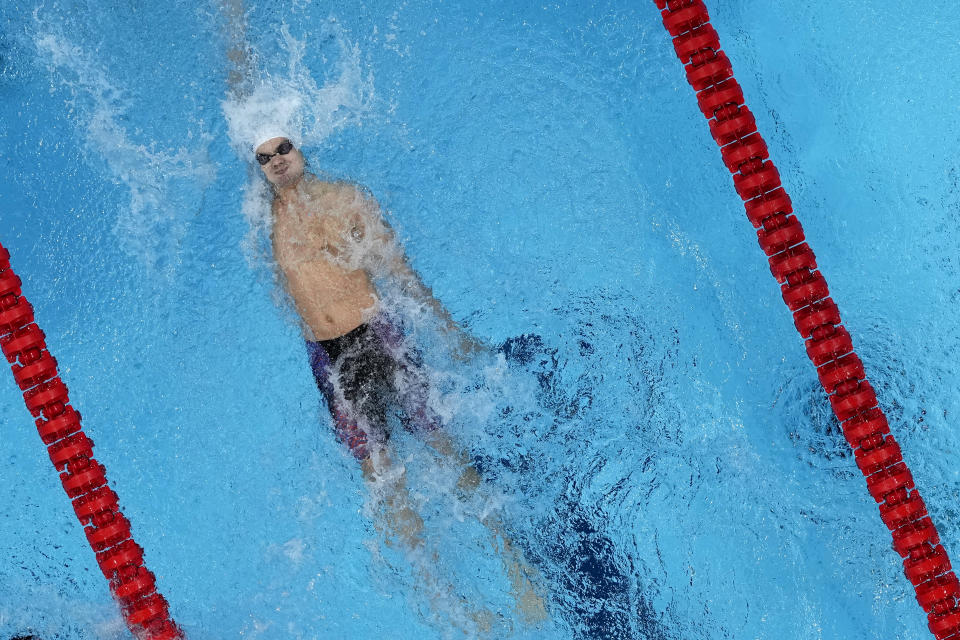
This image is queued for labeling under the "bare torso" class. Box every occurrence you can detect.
[271,179,381,341]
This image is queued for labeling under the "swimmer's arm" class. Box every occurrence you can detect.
[220,0,254,99]
[384,242,488,357]
[337,182,485,355]
[388,246,460,331]
[345,186,462,331]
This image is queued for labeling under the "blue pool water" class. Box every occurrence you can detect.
[2,1,960,638]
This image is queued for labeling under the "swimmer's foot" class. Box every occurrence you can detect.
[439,590,509,638]
[467,603,515,639]
[467,605,496,635]
[497,539,549,625]
[507,559,549,625]
[483,517,550,625]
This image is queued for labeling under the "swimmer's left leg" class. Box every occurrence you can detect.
[365,446,502,634]
[362,447,426,551]
[421,430,549,625]
[375,319,549,625]
[487,518,549,625]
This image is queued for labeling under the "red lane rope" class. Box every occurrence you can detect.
[652,1,960,637]
[0,240,184,640]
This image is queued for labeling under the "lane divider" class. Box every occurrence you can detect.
[652,2,960,637]
[0,240,184,640]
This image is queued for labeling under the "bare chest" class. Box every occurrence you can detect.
[273,206,362,265]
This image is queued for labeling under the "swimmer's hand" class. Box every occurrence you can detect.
[446,322,488,361]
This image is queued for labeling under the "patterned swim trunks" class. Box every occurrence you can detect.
[305,314,440,461]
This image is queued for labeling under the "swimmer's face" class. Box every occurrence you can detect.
[256,137,305,189]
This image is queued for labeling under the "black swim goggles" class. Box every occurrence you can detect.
[256,140,294,165]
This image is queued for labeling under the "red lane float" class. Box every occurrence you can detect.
[0,240,184,640]
[653,2,960,637]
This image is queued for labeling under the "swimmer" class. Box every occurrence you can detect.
[218,2,547,626]
[255,134,547,627]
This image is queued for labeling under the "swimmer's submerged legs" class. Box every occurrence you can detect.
[307,334,502,632]
[421,429,550,625]
[373,318,550,625]
[306,318,547,626]
[307,325,442,556]
[306,328,427,543]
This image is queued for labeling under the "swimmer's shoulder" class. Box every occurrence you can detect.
[304,177,374,201]
[306,178,383,221]
[302,176,337,197]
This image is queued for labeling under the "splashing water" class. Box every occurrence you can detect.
[32,18,216,279]
[222,21,374,154]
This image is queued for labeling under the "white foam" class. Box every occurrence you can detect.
[33,21,216,279]
[222,22,374,158]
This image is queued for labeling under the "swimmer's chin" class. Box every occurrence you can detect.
[271,172,302,189]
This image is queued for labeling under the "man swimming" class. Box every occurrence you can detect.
[259,134,471,474]
[253,134,547,626]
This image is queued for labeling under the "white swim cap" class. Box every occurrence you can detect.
[223,81,304,156]
[252,132,298,153]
